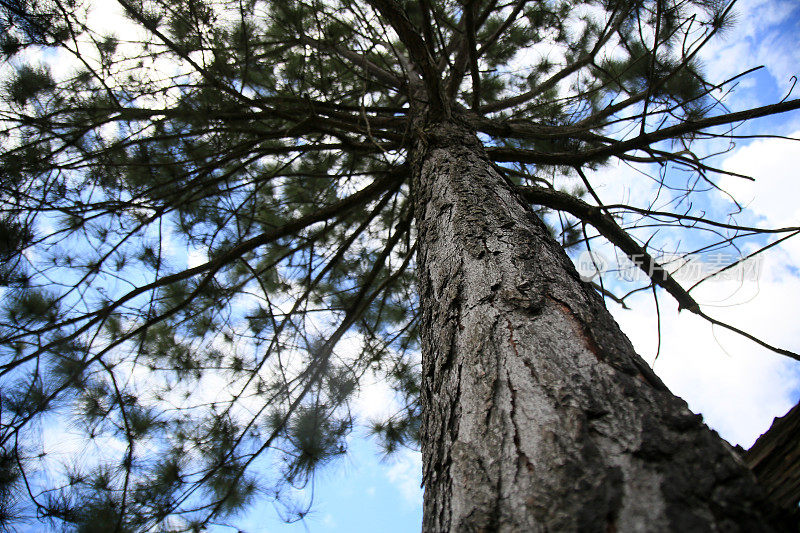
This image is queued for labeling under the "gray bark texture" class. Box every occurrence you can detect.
[412,121,783,532]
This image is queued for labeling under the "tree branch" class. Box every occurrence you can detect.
[489,98,800,165]
[299,36,406,89]
[366,0,447,114]
[515,183,800,360]
[0,169,405,374]
[479,4,628,113]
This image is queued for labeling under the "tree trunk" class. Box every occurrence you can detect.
[412,120,780,532]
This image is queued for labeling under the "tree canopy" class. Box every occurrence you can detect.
[0,0,798,530]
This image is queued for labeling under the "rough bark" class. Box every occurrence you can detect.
[412,120,781,532]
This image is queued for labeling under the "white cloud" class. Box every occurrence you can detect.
[588,135,800,449]
[600,130,800,446]
[575,117,800,451]
[611,251,800,447]
[384,449,423,507]
[186,246,208,269]
[352,369,404,422]
[720,130,800,257]
[702,0,800,92]
[720,132,800,220]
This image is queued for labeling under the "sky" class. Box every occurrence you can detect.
[4,0,800,531]
[238,1,800,531]
[598,0,800,447]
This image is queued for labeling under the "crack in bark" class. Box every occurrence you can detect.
[545,293,603,360]
[504,318,520,357]
[483,322,503,432]
[489,360,508,532]
[507,368,535,483]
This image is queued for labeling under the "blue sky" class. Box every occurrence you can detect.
[231,433,422,533]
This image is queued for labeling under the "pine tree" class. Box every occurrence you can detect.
[0,0,798,530]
